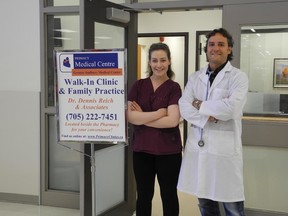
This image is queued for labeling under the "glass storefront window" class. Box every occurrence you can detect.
[45,0,79,7]
[46,14,80,192]
[94,22,124,49]
[48,115,81,192]
[241,25,288,117]
[46,15,79,107]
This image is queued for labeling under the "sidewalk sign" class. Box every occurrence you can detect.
[55,49,127,144]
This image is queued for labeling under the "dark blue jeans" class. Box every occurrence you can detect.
[198,198,245,216]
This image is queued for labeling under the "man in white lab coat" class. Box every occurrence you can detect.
[177,28,248,216]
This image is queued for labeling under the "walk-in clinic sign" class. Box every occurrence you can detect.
[55,49,127,143]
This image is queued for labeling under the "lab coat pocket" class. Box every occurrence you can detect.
[207,130,235,157]
[212,88,229,100]
[186,126,201,152]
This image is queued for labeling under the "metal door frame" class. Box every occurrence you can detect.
[81,1,138,215]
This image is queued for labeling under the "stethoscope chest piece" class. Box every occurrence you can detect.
[198,140,205,147]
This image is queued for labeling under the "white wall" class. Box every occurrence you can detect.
[0,0,40,198]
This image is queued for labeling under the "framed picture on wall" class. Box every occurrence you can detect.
[273,58,288,87]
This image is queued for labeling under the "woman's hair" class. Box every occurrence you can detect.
[147,42,175,79]
[204,28,234,61]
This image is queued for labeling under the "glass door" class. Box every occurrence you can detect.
[82,1,137,216]
[40,3,82,209]
[195,31,210,71]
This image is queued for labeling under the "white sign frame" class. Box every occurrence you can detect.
[55,49,127,144]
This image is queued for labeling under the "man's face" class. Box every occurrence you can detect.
[206,33,232,70]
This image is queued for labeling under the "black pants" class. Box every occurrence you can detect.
[133,152,182,216]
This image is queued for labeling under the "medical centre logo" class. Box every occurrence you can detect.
[63,57,70,67]
[59,54,74,72]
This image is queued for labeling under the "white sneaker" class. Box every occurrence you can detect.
[132,211,136,216]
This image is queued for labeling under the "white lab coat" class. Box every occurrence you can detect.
[177,62,248,202]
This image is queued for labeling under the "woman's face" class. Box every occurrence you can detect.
[149,50,170,78]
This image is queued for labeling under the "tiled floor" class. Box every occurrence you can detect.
[0,193,199,216]
[0,180,200,216]
[0,202,79,216]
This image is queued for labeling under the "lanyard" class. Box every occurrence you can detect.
[198,71,212,147]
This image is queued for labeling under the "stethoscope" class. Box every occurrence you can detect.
[198,70,212,147]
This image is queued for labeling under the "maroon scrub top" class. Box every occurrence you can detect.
[128,77,182,155]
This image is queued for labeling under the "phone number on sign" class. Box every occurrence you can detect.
[66,113,118,121]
